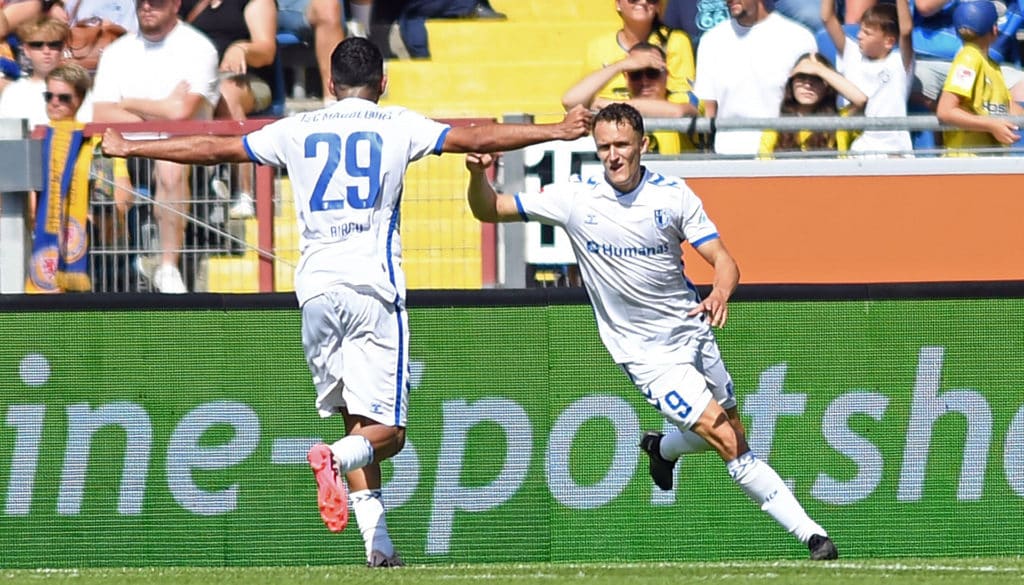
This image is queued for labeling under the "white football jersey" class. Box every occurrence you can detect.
[515,169,720,365]
[244,98,450,306]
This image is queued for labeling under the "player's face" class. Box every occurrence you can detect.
[136,0,180,39]
[594,120,648,192]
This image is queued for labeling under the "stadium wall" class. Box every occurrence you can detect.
[1,285,1023,567]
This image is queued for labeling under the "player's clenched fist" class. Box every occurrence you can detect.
[100,128,130,158]
[559,105,593,140]
[465,152,496,173]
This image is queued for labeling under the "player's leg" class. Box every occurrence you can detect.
[302,288,410,564]
[340,411,405,567]
[640,340,741,485]
[690,400,837,559]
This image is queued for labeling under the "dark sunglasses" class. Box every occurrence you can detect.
[791,73,824,84]
[27,40,64,50]
[627,68,665,81]
[43,91,75,105]
[626,0,660,4]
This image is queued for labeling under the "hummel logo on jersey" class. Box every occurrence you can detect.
[369,402,384,414]
[585,214,598,225]
[654,209,671,229]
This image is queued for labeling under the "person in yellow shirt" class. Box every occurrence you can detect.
[563,42,698,154]
[582,0,697,140]
[760,52,867,156]
[936,0,1024,153]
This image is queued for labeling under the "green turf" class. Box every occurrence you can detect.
[2,558,1022,585]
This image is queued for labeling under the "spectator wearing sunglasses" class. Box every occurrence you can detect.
[0,16,70,128]
[582,0,697,125]
[44,60,90,120]
[563,41,698,153]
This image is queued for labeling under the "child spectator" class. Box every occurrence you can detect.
[760,52,868,155]
[821,0,915,154]
[563,42,698,154]
[936,0,1024,151]
[0,17,69,129]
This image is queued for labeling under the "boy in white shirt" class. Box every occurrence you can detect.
[822,0,915,154]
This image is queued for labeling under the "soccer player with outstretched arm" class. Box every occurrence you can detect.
[463,103,838,561]
[101,37,592,567]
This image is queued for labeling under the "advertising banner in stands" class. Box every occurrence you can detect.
[1,297,1022,566]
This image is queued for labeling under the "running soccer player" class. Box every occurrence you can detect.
[464,103,838,561]
[100,37,592,567]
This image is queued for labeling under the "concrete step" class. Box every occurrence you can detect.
[424,20,612,62]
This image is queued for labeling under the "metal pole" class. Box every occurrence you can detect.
[497,113,531,289]
[0,119,33,294]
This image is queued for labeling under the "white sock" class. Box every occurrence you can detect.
[660,429,712,460]
[350,2,371,32]
[727,452,826,544]
[351,489,394,559]
[330,435,374,474]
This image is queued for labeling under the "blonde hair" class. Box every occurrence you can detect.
[17,17,70,44]
[47,62,92,99]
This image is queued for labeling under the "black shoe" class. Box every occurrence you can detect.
[472,2,507,19]
[639,431,676,491]
[808,535,838,560]
[367,550,404,568]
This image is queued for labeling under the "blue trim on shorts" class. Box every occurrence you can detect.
[385,190,405,425]
[393,302,406,426]
[433,127,451,155]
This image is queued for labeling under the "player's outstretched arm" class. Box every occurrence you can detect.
[465,153,522,223]
[687,238,740,328]
[443,105,592,154]
[100,129,252,165]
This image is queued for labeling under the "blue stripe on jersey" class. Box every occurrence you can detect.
[392,301,406,426]
[241,136,259,163]
[513,193,529,222]
[690,232,719,249]
[432,127,451,155]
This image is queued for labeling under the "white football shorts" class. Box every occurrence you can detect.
[621,339,736,431]
[301,288,409,427]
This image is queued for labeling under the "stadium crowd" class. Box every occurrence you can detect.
[1,0,1022,292]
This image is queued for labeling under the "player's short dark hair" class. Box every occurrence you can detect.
[861,1,898,38]
[330,37,384,90]
[629,41,667,59]
[593,103,645,137]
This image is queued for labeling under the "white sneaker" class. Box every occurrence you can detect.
[229,192,255,219]
[153,264,187,294]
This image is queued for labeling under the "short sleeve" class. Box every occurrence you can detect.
[398,109,451,161]
[680,187,719,247]
[513,181,578,227]
[243,118,290,167]
[943,51,983,98]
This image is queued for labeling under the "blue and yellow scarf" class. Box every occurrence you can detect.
[26,121,95,293]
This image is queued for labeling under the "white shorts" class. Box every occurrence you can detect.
[621,339,736,431]
[301,288,409,427]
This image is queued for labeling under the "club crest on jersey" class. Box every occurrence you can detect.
[654,209,671,229]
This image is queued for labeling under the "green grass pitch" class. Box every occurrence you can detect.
[3,558,1022,585]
